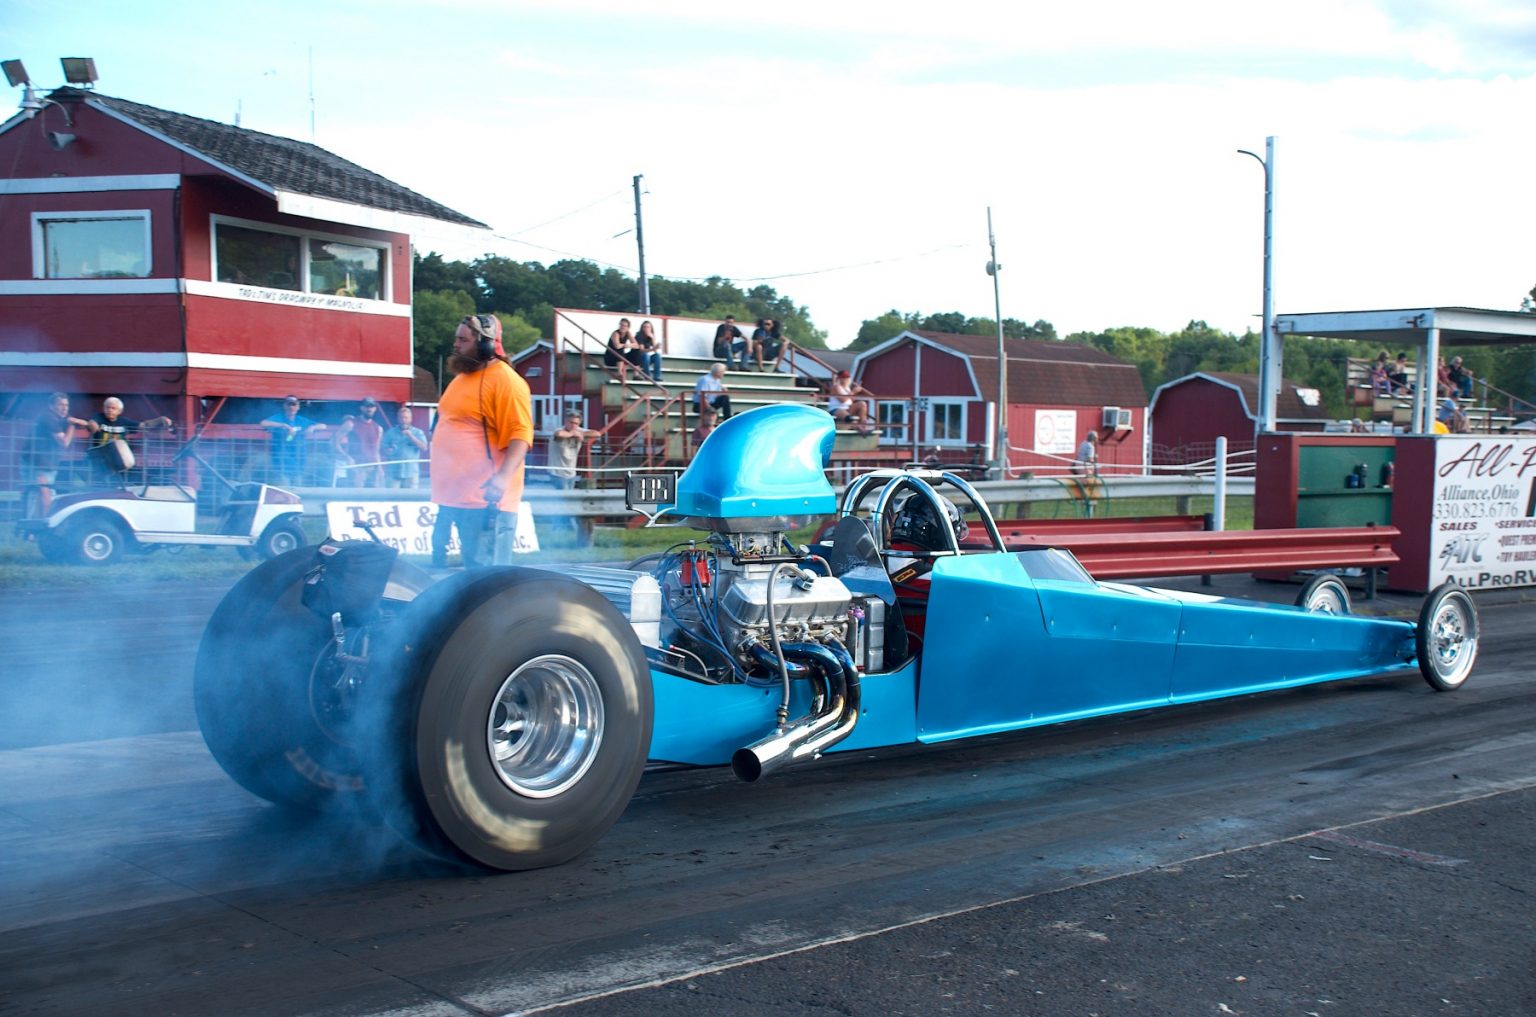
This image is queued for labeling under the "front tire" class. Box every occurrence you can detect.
[368,569,652,871]
[1417,583,1478,691]
[1296,574,1351,614]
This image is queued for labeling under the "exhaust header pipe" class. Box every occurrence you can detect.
[732,642,861,782]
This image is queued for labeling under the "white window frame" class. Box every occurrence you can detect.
[927,400,968,445]
[532,395,586,434]
[875,400,909,446]
[210,214,390,301]
[31,209,152,279]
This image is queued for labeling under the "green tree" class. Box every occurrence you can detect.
[412,288,476,380]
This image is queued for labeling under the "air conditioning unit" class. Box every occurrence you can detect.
[1101,406,1132,430]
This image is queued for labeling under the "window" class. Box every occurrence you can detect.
[309,238,381,299]
[929,401,967,443]
[33,211,150,278]
[216,223,301,290]
[212,218,387,299]
[876,400,909,445]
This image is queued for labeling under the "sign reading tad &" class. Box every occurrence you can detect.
[325,501,540,556]
[1429,436,1536,590]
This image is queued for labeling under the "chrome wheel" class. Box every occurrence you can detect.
[1296,575,1351,615]
[1417,585,1478,691]
[486,654,605,798]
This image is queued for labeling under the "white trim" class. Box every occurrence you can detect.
[31,208,152,279]
[188,352,413,378]
[927,398,971,444]
[0,350,413,378]
[182,278,411,317]
[0,174,180,194]
[275,190,482,237]
[0,278,180,295]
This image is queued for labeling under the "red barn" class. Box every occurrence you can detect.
[1148,371,1332,467]
[853,330,1148,474]
[0,85,483,427]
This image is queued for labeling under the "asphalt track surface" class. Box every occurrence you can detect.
[1,572,1533,1016]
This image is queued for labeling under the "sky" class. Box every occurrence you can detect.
[7,0,1536,347]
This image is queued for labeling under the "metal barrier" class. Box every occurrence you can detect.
[992,514,1208,537]
[997,525,1400,595]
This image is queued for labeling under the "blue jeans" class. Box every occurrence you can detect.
[643,351,663,379]
[432,505,497,567]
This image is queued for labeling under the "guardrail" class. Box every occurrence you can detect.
[1013,525,1400,597]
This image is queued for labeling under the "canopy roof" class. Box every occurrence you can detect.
[1278,307,1536,347]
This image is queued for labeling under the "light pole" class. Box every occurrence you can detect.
[986,208,1008,478]
[633,174,650,314]
[1237,137,1276,434]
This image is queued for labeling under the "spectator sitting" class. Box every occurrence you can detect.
[712,315,746,369]
[604,317,644,382]
[1437,395,1468,434]
[635,320,663,381]
[694,362,733,419]
[1388,352,1412,393]
[1447,356,1474,399]
[749,318,787,372]
[826,370,871,426]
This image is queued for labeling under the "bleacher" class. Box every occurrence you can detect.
[1344,357,1516,433]
[564,350,881,467]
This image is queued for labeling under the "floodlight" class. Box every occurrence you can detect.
[2,59,29,88]
[60,57,98,86]
[47,131,76,150]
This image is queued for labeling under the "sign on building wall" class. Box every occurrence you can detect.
[1429,435,1536,590]
[1033,409,1077,456]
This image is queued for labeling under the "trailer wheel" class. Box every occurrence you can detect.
[366,569,652,871]
[1295,574,1351,615]
[1416,583,1478,691]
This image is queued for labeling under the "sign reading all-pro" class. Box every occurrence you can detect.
[1428,436,1536,590]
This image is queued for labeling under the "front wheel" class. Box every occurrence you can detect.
[1296,574,1351,615]
[367,569,652,871]
[1416,583,1478,691]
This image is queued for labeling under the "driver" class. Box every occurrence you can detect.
[883,489,969,645]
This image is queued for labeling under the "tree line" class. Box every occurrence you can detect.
[413,252,1535,417]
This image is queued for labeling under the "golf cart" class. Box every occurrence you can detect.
[18,435,307,565]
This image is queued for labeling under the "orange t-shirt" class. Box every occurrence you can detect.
[430,361,533,511]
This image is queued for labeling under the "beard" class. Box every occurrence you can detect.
[448,352,485,376]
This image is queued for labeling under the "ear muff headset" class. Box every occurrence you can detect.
[462,314,500,361]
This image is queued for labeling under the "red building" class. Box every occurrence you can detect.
[1148,371,1331,467]
[0,86,483,428]
[853,330,1149,474]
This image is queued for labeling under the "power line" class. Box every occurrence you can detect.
[502,187,628,238]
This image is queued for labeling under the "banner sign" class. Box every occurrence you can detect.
[1429,436,1536,590]
[325,500,539,556]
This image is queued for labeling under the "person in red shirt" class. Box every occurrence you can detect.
[353,397,385,488]
[429,314,533,567]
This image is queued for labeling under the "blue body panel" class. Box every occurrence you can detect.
[672,404,838,520]
[648,658,919,765]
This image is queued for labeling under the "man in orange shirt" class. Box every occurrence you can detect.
[429,314,533,567]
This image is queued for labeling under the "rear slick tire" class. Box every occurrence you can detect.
[368,568,652,871]
[1416,583,1478,691]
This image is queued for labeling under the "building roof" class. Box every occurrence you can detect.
[55,88,485,229]
[1150,371,1330,422]
[906,330,1148,407]
[1277,307,1536,347]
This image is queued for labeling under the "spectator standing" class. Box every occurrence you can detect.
[712,315,746,369]
[353,397,385,487]
[88,397,171,482]
[261,395,321,487]
[1075,431,1099,476]
[694,362,733,420]
[24,392,92,515]
[549,410,598,490]
[636,320,663,381]
[429,314,533,567]
[328,415,357,486]
[380,406,428,489]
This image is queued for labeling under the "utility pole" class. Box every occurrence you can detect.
[986,208,1008,479]
[633,174,650,314]
[1238,137,1277,434]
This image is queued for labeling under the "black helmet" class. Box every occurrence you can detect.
[889,492,968,552]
